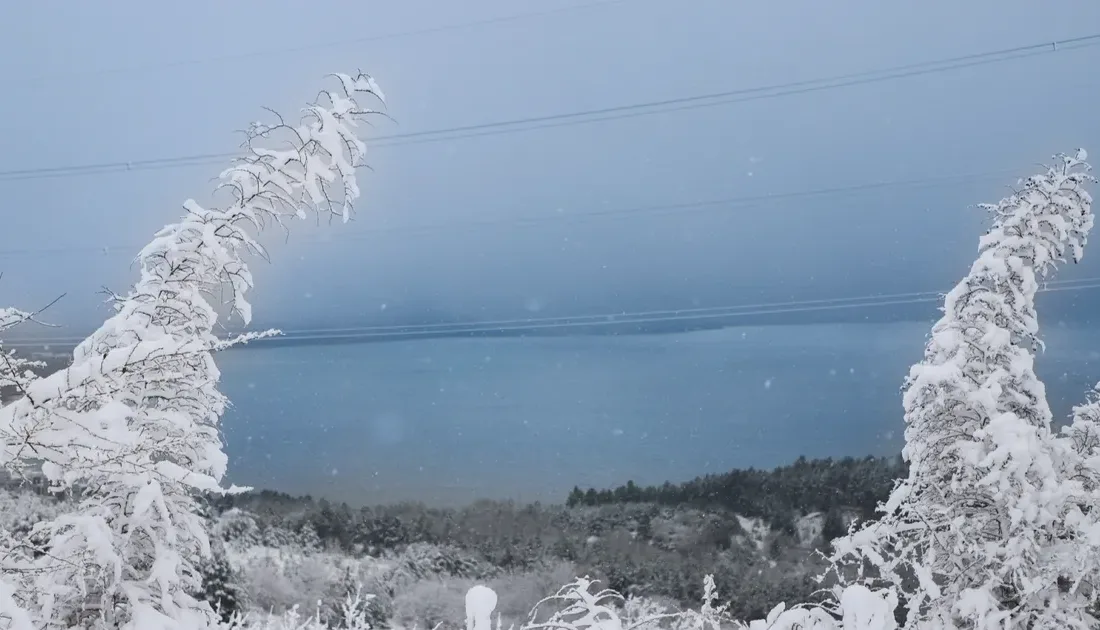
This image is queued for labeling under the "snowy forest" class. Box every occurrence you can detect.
[1,70,1100,630]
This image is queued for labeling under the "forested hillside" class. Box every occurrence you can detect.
[0,453,902,625]
[567,455,905,532]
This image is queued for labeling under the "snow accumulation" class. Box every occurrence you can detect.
[465,585,498,630]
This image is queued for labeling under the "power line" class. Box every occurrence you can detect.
[369,35,1100,144]
[2,32,1097,183]
[7,0,630,87]
[270,292,953,336]
[256,286,968,336]
[374,41,1100,148]
[0,167,1026,259]
[8,276,1100,347]
[230,280,1100,341]
[235,277,1100,340]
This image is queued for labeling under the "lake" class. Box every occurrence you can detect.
[216,322,1100,507]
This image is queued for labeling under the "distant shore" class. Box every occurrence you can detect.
[3,312,944,356]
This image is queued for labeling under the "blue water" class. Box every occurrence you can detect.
[216,323,1100,507]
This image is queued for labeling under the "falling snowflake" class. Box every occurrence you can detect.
[764,378,774,389]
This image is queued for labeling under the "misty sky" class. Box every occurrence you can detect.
[2,0,1100,339]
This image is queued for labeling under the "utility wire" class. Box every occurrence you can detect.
[374,41,1100,148]
[7,0,631,86]
[0,167,1027,259]
[1,33,1097,183]
[7,277,1099,346]
[225,280,1100,341]
[246,289,964,336]
[369,35,1100,144]
[232,277,1100,339]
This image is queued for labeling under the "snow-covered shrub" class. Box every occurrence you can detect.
[218,584,376,630]
[487,561,581,626]
[392,543,496,584]
[389,561,578,630]
[227,542,390,619]
[215,508,266,547]
[520,577,638,630]
[626,574,894,630]
[390,579,467,630]
[511,574,742,630]
[377,543,498,601]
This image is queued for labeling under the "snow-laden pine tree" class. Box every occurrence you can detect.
[0,72,384,629]
[829,151,1097,629]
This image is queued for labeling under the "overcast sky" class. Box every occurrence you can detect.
[2,0,1100,338]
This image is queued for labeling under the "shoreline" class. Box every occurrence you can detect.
[1,317,947,355]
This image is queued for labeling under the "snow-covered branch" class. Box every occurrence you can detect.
[0,71,383,630]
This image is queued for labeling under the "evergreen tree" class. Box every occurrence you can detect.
[195,551,244,623]
[567,486,584,507]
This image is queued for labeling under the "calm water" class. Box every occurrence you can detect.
[217,322,1100,507]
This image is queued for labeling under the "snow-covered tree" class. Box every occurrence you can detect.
[0,303,56,630]
[0,71,384,629]
[1064,390,1100,504]
[0,299,58,408]
[1054,379,1100,614]
[830,151,1097,628]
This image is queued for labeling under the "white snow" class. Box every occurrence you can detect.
[465,585,498,630]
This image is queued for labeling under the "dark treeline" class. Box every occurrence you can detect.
[567,454,907,530]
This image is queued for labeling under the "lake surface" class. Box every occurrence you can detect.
[216,322,1100,507]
